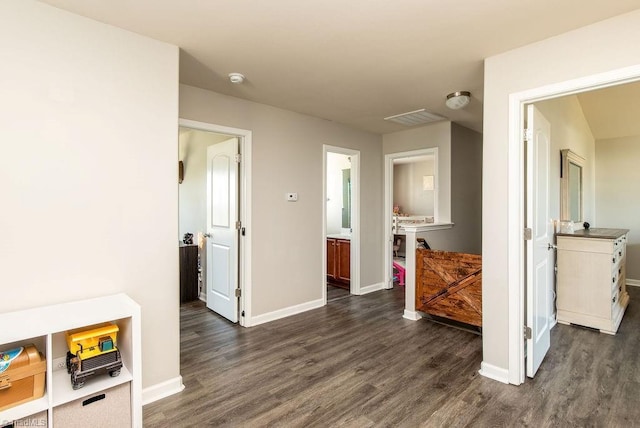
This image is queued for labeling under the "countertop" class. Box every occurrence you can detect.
[327,234,351,240]
[556,228,629,239]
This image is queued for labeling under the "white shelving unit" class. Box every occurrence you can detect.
[0,294,141,427]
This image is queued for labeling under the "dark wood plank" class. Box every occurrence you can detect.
[144,285,640,427]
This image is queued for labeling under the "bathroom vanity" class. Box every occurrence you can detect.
[556,228,629,334]
[326,235,350,289]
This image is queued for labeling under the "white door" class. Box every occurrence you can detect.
[526,105,552,377]
[206,137,239,323]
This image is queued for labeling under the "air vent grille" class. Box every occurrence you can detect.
[384,109,445,126]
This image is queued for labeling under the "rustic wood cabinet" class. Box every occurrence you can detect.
[556,228,629,334]
[327,238,350,289]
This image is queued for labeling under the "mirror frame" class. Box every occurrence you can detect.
[560,149,585,224]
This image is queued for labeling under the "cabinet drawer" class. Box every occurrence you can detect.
[53,383,131,428]
[557,237,613,254]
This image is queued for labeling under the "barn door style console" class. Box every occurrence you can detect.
[556,228,629,335]
[0,294,141,427]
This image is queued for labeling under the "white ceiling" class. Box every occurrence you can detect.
[40,0,640,135]
[577,81,640,140]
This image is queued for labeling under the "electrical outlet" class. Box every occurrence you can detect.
[286,192,298,202]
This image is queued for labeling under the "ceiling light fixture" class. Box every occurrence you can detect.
[445,91,471,110]
[228,73,245,84]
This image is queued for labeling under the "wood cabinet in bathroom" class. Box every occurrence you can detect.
[327,238,350,289]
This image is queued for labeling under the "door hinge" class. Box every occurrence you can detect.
[524,326,532,340]
[235,153,241,163]
[235,288,241,298]
[524,128,533,143]
[241,310,245,317]
[236,220,242,230]
[524,228,532,241]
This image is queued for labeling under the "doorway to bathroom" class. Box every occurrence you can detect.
[323,145,360,303]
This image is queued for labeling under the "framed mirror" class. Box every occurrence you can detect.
[560,149,585,223]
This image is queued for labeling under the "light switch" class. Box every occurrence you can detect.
[287,193,298,202]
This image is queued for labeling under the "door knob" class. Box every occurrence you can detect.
[204,233,213,238]
[548,243,557,251]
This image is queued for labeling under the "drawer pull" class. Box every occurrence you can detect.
[613,257,616,263]
[619,285,622,292]
[613,277,616,283]
[619,268,622,274]
[83,393,106,406]
[613,296,617,303]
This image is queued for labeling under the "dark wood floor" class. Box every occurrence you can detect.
[144,286,640,427]
[327,284,350,302]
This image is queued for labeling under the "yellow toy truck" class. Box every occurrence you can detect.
[65,323,123,390]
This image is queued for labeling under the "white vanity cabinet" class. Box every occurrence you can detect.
[556,228,629,334]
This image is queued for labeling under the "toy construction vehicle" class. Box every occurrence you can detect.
[65,323,123,390]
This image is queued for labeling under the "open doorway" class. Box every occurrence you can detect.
[323,145,360,303]
[383,148,439,293]
[178,119,252,326]
[512,69,640,384]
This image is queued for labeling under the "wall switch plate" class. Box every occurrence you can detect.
[287,192,298,201]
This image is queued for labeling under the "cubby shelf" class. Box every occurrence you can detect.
[0,294,141,427]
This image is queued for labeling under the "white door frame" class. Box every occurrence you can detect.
[383,148,439,290]
[178,118,253,327]
[506,65,640,385]
[322,145,360,301]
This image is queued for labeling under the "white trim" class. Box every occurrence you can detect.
[401,222,454,233]
[384,148,440,292]
[249,298,325,327]
[322,145,361,300]
[357,282,385,295]
[402,310,423,321]
[627,279,640,287]
[506,64,640,385]
[178,119,252,328]
[479,362,509,384]
[142,376,185,405]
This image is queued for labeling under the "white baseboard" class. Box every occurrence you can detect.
[627,278,640,287]
[402,310,423,321]
[142,376,185,406]
[248,298,324,327]
[479,362,509,384]
[357,282,385,295]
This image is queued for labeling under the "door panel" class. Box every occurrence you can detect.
[526,105,552,377]
[206,137,239,323]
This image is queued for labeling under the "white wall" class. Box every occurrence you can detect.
[393,160,435,217]
[180,84,383,316]
[535,96,596,226]
[483,9,640,376]
[596,136,640,280]
[0,1,180,391]
[383,121,482,254]
[326,153,351,235]
[178,128,231,240]
[383,121,452,224]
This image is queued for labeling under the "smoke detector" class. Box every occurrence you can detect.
[228,73,245,84]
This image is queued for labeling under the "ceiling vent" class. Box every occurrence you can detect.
[384,109,445,126]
